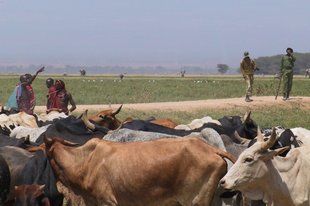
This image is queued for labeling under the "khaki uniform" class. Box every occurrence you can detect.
[240,57,256,96]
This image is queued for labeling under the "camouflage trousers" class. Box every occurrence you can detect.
[244,74,254,96]
[281,69,293,94]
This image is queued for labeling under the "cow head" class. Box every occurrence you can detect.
[235,111,258,140]
[220,127,288,198]
[88,104,123,129]
[15,184,50,206]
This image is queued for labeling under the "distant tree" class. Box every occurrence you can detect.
[217,64,229,75]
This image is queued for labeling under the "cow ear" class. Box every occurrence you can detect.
[261,150,278,162]
[274,146,289,156]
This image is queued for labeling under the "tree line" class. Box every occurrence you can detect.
[217,52,310,75]
[1,53,309,75]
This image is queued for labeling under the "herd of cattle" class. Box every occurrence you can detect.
[0,105,310,206]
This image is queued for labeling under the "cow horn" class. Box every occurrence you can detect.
[43,135,53,144]
[244,111,251,124]
[39,184,45,191]
[107,121,124,134]
[1,106,4,113]
[82,110,95,130]
[256,126,264,142]
[111,104,123,116]
[261,127,277,151]
[234,131,250,144]
[25,135,30,142]
[8,106,11,112]
[63,140,79,146]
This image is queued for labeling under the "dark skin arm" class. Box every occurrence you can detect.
[20,67,45,102]
[24,67,45,86]
[67,92,77,113]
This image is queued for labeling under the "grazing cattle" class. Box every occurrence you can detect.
[35,109,68,122]
[0,106,20,115]
[84,110,258,142]
[220,127,310,206]
[0,134,38,148]
[149,118,179,129]
[88,105,179,129]
[218,115,242,128]
[0,153,10,204]
[291,127,310,146]
[15,150,63,206]
[0,112,38,130]
[246,129,300,157]
[197,111,258,142]
[10,125,50,142]
[44,136,235,206]
[35,115,111,145]
[174,116,221,130]
[87,105,123,129]
[220,134,248,160]
[0,125,12,136]
[0,146,34,202]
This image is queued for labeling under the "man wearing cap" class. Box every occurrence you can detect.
[280,47,296,101]
[240,51,258,102]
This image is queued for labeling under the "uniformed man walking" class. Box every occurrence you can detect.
[240,51,258,102]
[280,47,296,101]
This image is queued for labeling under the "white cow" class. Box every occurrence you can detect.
[174,116,221,130]
[0,112,38,130]
[291,127,310,146]
[220,127,310,206]
[35,109,68,122]
[10,125,50,142]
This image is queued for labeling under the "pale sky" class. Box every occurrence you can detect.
[0,1,309,68]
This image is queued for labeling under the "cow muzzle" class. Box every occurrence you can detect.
[220,178,236,190]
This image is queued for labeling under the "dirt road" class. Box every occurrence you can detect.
[34,96,310,113]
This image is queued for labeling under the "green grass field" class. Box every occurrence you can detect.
[1,74,309,129]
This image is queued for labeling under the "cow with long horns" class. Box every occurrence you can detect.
[220,127,310,206]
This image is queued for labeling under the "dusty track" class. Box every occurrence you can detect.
[34,96,310,113]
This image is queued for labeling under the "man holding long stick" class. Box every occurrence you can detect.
[280,47,296,101]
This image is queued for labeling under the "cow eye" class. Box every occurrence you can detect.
[244,157,253,163]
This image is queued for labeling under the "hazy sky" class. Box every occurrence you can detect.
[1,1,309,68]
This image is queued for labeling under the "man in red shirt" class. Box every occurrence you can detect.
[46,78,57,110]
[51,80,76,115]
[16,67,45,114]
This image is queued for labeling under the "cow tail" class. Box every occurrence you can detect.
[215,150,236,163]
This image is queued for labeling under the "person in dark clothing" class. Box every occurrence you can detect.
[280,47,296,101]
[46,78,57,110]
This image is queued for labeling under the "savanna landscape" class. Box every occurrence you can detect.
[1,74,309,129]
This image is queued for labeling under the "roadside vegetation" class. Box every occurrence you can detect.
[0,74,309,129]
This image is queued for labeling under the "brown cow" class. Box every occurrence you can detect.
[44,136,235,206]
[88,104,178,129]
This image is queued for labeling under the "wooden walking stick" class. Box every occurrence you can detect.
[275,77,282,100]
